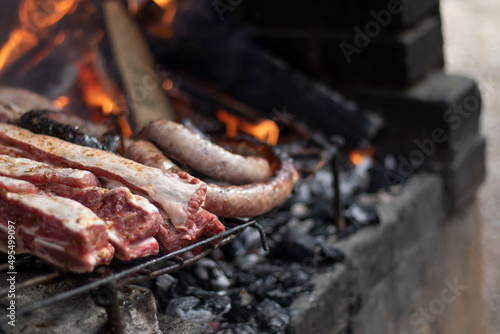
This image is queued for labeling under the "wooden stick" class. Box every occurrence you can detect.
[103,0,174,130]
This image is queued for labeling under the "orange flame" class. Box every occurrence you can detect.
[0,0,79,72]
[53,95,69,108]
[217,109,280,145]
[78,63,132,138]
[349,146,375,166]
[144,0,179,39]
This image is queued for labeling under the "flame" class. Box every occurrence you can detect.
[217,109,279,145]
[79,66,120,116]
[349,146,375,166]
[144,0,179,39]
[53,95,69,108]
[0,0,79,72]
[78,62,132,138]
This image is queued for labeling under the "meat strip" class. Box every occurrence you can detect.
[0,155,100,188]
[140,120,272,184]
[155,209,225,253]
[0,143,35,159]
[0,180,114,273]
[125,140,180,173]
[43,184,161,260]
[0,124,207,229]
[126,138,299,217]
[0,175,38,194]
[0,155,161,260]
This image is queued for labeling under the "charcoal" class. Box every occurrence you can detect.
[344,203,380,228]
[368,165,392,192]
[271,228,317,262]
[155,274,179,305]
[157,313,207,334]
[279,270,309,290]
[216,323,258,334]
[248,275,279,301]
[167,289,231,324]
[255,299,290,334]
[225,291,257,323]
[167,296,209,322]
[192,259,231,290]
[236,271,259,287]
[236,254,262,272]
[316,240,345,263]
[185,288,232,315]
[290,203,309,219]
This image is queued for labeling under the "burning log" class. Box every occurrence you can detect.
[103,0,175,128]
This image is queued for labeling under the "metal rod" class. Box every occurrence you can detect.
[0,271,61,296]
[107,283,124,334]
[332,154,345,232]
[0,256,36,272]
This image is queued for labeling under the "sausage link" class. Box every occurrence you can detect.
[126,137,299,217]
[140,120,272,184]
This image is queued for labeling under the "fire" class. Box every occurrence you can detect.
[143,0,179,39]
[0,0,79,72]
[217,109,280,145]
[53,95,69,108]
[349,146,375,166]
[78,62,133,138]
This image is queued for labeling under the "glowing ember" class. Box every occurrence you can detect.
[349,146,375,166]
[162,79,174,91]
[0,0,79,72]
[217,109,280,145]
[53,95,69,108]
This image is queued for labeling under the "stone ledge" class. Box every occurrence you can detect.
[288,173,448,333]
[355,71,481,159]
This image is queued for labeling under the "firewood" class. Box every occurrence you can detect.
[103,0,174,129]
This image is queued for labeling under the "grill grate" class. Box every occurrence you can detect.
[0,219,268,334]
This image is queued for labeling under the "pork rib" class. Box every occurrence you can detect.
[43,184,161,260]
[155,209,225,253]
[0,124,207,229]
[0,155,162,260]
[0,178,114,272]
[0,175,38,194]
[0,155,100,188]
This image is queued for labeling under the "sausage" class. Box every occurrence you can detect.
[126,138,299,218]
[140,120,272,185]
[204,138,299,217]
